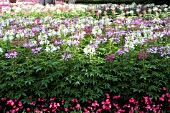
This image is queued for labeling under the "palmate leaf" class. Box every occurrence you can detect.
[40,78,50,88]
[35,91,45,97]
[148,85,158,91]
[24,77,34,85]
[103,83,111,89]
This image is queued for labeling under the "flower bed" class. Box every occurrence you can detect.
[0,87,170,112]
[0,2,170,113]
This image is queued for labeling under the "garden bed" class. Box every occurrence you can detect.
[0,2,170,113]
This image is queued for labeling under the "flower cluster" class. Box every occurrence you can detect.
[62,53,72,60]
[31,47,41,54]
[117,47,129,56]
[0,87,170,113]
[138,51,148,59]
[5,50,18,59]
[147,46,170,58]
[0,2,169,60]
[106,54,114,61]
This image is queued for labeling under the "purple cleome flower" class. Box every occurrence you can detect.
[117,47,129,56]
[147,46,170,57]
[62,53,72,60]
[31,47,41,54]
[5,51,18,59]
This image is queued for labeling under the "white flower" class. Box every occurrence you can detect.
[164,8,168,12]
[16,34,20,38]
[58,24,69,37]
[83,45,95,55]
[153,7,158,11]
[0,48,3,53]
[69,26,75,32]
[48,32,52,37]
[92,26,102,36]
[45,46,51,52]
[9,35,14,41]
[129,10,134,15]
[98,10,102,14]
[56,9,61,14]
[45,44,58,52]
[3,36,8,41]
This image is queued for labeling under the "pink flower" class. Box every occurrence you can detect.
[49,103,53,108]
[105,99,110,105]
[145,105,151,110]
[7,99,14,106]
[72,98,78,103]
[1,98,6,102]
[138,53,143,59]
[15,107,19,111]
[105,94,110,99]
[102,104,106,109]
[87,106,92,110]
[143,96,148,100]
[106,54,114,61]
[113,103,120,109]
[159,97,164,101]
[163,87,166,91]
[35,18,40,23]
[76,103,81,110]
[84,108,90,113]
[30,101,35,106]
[92,100,99,107]
[26,108,31,112]
[85,26,92,32]
[50,97,56,101]
[18,101,22,107]
[116,109,125,113]
[123,104,130,108]
[96,13,99,17]
[113,95,120,99]
[106,55,110,61]
[96,108,102,113]
[13,105,16,108]
[70,106,74,110]
[129,98,135,103]
[143,51,148,58]
[111,54,114,59]
[43,108,48,112]
[87,100,91,104]
[64,108,68,112]
[10,109,15,113]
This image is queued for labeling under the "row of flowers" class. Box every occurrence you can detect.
[0,87,170,113]
[0,2,170,17]
[0,4,169,60]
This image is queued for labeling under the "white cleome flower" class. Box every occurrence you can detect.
[0,48,3,53]
[3,35,8,41]
[92,26,102,36]
[83,45,96,55]
[45,44,58,52]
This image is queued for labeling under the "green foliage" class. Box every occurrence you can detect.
[0,49,169,103]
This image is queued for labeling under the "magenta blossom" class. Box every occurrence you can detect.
[106,54,114,61]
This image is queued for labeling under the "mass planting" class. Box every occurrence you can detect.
[0,2,170,113]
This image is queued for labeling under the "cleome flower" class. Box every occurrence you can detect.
[83,45,96,55]
[5,50,18,59]
[0,48,3,53]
